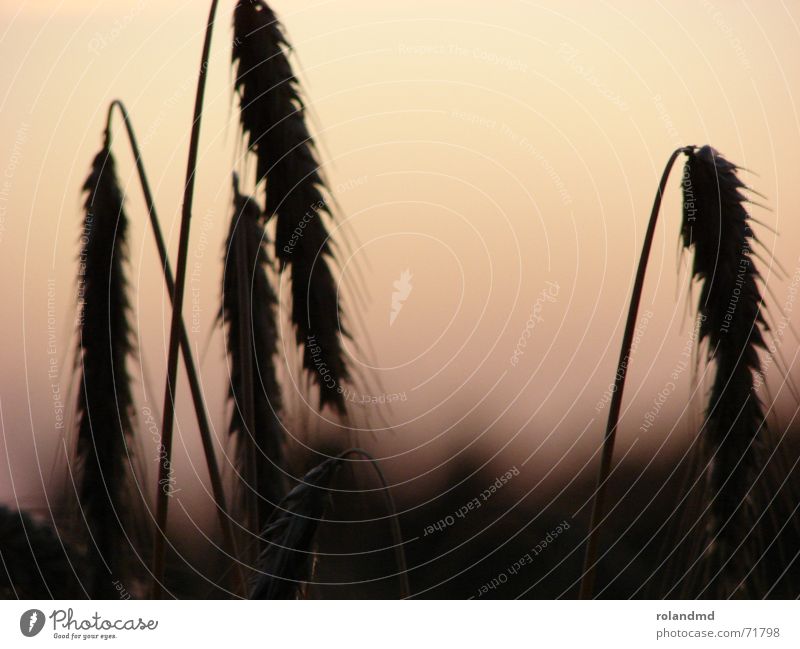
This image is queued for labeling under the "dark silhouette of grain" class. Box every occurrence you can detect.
[250,457,341,599]
[249,449,410,599]
[74,136,138,597]
[233,0,349,413]
[223,177,286,539]
[679,145,769,596]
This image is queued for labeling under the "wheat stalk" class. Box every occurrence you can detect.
[233,0,349,413]
[152,0,221,599]
[580,146,692,599]
[249,457,339,599]
[680,145,769,596]
[223,176,286,543]
[250,449,410,599]
[75,133,139,597]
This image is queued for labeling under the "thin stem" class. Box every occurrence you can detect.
[105,100,245,596]
[233,210,258,541]
[339,449,411,599]
[153,0,220,599]
[579,147,691,599]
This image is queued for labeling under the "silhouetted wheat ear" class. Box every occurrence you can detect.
[233,0,349,413]
[682,145,768,594]
[75,136,137,597]
[223,176,286,537]
[250,457,342,599]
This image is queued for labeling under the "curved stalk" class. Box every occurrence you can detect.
[105,100,245,596]
[153,0,220,599]
[579,147,692,599]
[339,448,411,599]
[215,447,411,599]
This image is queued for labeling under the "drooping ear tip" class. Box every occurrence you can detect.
[695,145,745,174]
[233,0,350,417]
[695,144,718,159]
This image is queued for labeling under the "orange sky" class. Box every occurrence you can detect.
[1,1,799,520]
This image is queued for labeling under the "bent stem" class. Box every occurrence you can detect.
[153,0,221,599]
[579,147,691,599]
[105,100,245,596]
[339,448,411,599]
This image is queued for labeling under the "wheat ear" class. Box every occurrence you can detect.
[223,176,286,543]
[75,133,138,597]
[232,0,349,413]
[681,145,769,596]
[250,449,410,599]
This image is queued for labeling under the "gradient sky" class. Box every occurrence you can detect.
[1,1,799,523]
